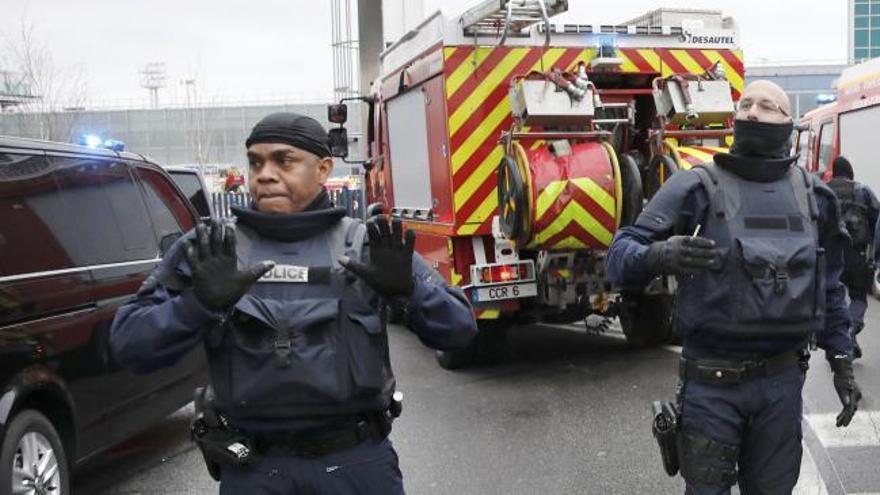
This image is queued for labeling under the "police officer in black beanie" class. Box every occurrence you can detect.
[606,81,861,494]
[110,112,477,494]
[828,155,880,359]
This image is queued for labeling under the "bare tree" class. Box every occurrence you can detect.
[1,16,89,141]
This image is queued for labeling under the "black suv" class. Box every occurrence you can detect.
[0,136,207,494]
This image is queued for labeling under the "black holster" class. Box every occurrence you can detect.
[651,400,680,476]
[191,387,256,481]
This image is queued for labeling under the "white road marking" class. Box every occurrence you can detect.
[794,443,829,495]
[662,345,683,354]
[805,412,880,448]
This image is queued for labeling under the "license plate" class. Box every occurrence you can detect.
[474,283,537,302]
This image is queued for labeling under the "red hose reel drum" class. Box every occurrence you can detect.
[498,140,622,251]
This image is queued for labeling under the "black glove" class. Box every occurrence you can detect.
[642,235,715,277]
[339,216,415,298]
[184,219,275,312]
[829,354,862,427]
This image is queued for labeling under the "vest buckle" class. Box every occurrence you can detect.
[273,338,292,368]
[772,267,789,293]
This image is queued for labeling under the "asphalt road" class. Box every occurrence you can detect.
[74,303,880,494]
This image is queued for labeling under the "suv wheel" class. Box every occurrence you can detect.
[0,410,69,495]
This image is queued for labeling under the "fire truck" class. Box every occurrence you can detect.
[798,57,880,193]
[328,0,743,368]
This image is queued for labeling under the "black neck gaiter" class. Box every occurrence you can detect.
[231,188,347,242]
[730,119,794,159]
[714,119,799,183]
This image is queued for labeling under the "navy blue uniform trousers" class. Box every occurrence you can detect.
[219,438,404,495]
[680,360,805,495]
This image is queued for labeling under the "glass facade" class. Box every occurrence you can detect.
[853,0,880,60]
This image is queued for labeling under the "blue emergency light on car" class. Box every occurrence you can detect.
[80,134,103,148]
[77,134,126,151]
[103,139,125,151]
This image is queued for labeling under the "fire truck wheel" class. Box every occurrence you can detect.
[644,154,679,200]
[387,305,405,325]
[435,346,476,370]
[618,292,674,347]
[435,320,509,369]
[475,320,508,365]
[619,153,644,226]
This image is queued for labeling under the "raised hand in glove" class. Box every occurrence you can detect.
[643,235,715,277]
[339,216,415,298]
[184,219,275,311]
[829,354,862,427]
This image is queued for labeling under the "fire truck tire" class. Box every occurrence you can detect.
[644,154,679,200]
[497,154,528,244]
[618,292,674,347]
[435,320,509,369]
[474,320,509,365]
[435,346,476,370]
[387,305,405,325]
[618,153,644,226]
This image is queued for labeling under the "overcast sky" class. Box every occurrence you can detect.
[1,0,848,107]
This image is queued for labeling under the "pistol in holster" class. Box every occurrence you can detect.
[651,400,680,477]
[191,386,257,481]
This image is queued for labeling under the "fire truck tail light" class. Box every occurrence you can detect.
[476,262,534,285]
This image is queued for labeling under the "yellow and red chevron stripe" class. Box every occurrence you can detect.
[444,45,744,237]
[665,141,729,170]
[524,142,618,250]
[675,146,728,170]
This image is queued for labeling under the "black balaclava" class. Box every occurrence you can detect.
[714,119,797,183]
[233,113,345,242]
[832,156,854,180]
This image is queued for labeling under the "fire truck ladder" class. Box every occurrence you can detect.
[460,0,568,43]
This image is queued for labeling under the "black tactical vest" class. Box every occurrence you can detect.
[205,217,396,421]
[828,177,871,247]
[676,164,825,338]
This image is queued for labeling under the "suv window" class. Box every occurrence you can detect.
[52,157,158,264]
[167,171,212,218]
[0,153,79,276]
[134,166,195,245]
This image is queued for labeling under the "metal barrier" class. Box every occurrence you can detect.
[212,192,251,219]
[329,188,364,219]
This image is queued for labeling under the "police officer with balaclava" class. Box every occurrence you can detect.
[110,113,477,494]
[606,81,861,494]
[828,155,880,359]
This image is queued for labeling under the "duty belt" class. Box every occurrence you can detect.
[679,350,802,385]
[252,413,389,458]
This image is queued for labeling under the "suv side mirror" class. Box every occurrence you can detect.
[328,104,348,124]
[328,128,349,158]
